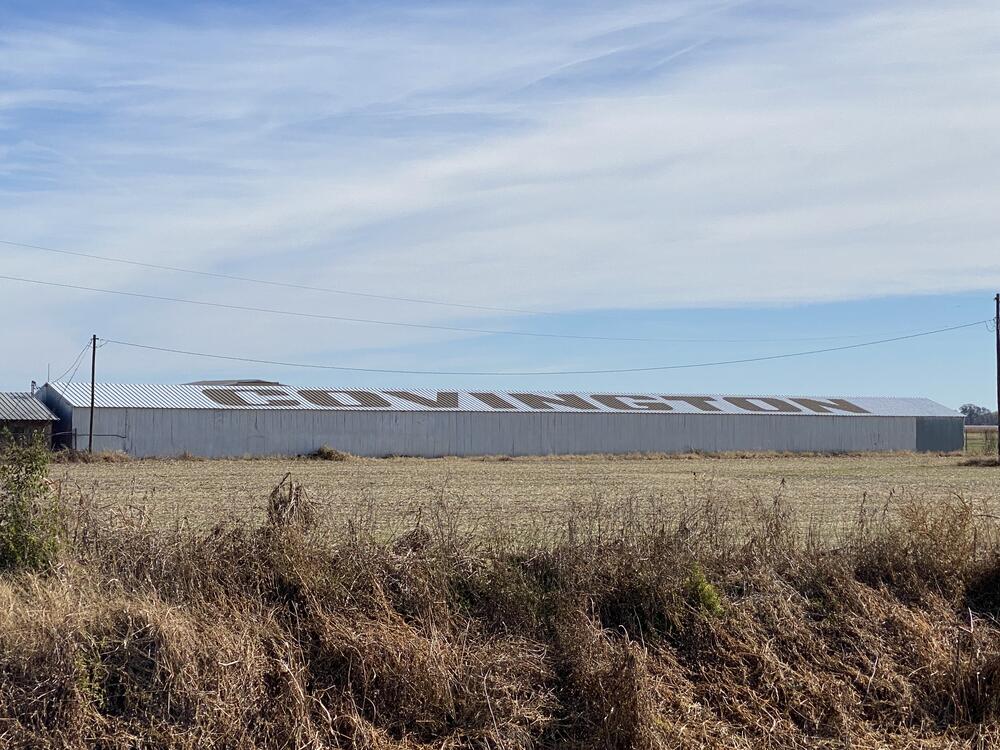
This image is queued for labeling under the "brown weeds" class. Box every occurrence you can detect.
[311,445,352,462]
[50,448,133,464]
[3,461,1000,748]
[960,456,1000,468]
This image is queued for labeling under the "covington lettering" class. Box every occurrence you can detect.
[200,389,871,415]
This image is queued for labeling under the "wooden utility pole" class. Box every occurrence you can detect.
[995,294,999,460]
[88,334,96,454]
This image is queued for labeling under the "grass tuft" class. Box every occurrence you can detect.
[311,445,352,461]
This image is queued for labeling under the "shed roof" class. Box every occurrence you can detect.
[42,382,960,418]
[0,392,56,422]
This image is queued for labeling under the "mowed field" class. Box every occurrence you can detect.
[52,452,1000,539]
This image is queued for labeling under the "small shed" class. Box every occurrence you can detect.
[0,392,56,445]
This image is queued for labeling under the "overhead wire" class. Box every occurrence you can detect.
[0,238,555,317]
[50,340,91,383]
[0,273,900,344]
[0,243,945,344]
[99,319,990,376]
[61,348,88,387]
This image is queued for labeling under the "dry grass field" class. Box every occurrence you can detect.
[6,443,1000,747]
[52,452,1000,540]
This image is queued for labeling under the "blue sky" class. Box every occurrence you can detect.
[1,0,998,408]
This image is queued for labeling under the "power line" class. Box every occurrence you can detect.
[62,346,89,387]
[52,341,89,382]
[0,237,554,317]
[0,273,900,344]
[0,243,951,345]
[99,319,990,376]
[51,340,91,383]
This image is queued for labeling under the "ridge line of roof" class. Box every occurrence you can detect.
[43,382,951,403]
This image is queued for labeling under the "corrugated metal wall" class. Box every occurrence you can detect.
[64,406,961,457]
[41,386,75,449]
[915,417,966,452]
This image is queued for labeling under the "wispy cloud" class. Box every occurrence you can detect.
[1,0,998,385]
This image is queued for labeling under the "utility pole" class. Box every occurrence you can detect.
[995,294,999,460]
[88,334,96,454]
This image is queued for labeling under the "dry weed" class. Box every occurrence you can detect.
[3,453,1000,747]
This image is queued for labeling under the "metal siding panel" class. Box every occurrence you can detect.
[915,417,965,452]
[382,412,398,456]
[465,412,478,454]
[464,413,473,455]
[39,388,74,448]
[405,413,416,457]
[78,407,125,453]
[75,406,953,458]
[443,411,453,457]
[415,412,425,457]
[369,413,383,457]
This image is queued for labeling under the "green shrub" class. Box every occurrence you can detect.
[686,563,724,618]
[0,431,61,572]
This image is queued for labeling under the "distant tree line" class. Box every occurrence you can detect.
[960,404,999,425]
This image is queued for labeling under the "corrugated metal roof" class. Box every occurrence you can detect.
[184,379,285,386]
[0,392,56,422]
[43,382,960,418]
